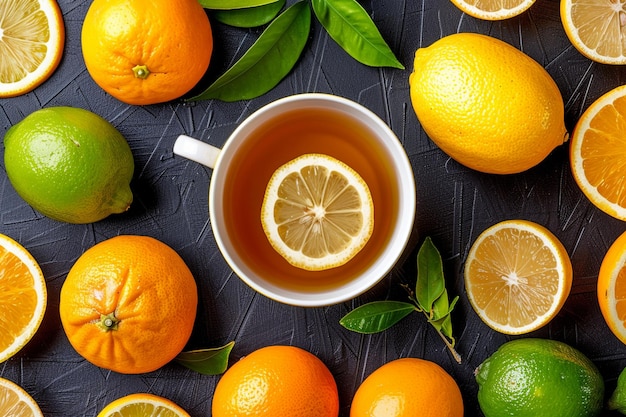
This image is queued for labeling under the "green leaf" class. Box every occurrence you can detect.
[340,301,415,334]
[431,287,450,321]
[199,0,277,10]
[311,0,404,69]
[175,341,235,375]
[212,0,285,27]
[189,1,311,102]
[416,237,446,314]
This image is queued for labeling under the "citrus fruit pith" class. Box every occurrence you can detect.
[0,377,43,417]
[97,393,190,417]
[59,235,198,374]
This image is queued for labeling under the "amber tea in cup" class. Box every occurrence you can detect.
[174,93,416,306]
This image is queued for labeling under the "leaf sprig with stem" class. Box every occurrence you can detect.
[191,0,404,102]
[339,237,462,364]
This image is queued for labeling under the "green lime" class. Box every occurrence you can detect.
[475,338,604,417]
[609,367,626,414]
[4,106,134,224]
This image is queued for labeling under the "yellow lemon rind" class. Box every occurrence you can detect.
[0,0,65,98]
[450,0,536,21]
[465,220,572,335]
[97,393,190,417]
[261,153,374,271]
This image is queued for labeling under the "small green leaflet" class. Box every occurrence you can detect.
[189,1,311,102]
[199,0,277,10]
[212,0,285,27]
[175,341,235,375]
[339,301,415,334]
[339,237,461,363]
[311,0,404,69]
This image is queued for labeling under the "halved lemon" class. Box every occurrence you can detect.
[0,0,65,97]
[598,230,626,345]
[450,0,536,20]
[464,219,572,335]
[261,153,374,271]
[0,377,43,417]
[570,85,626,221]
[560,0,626,64]
[97,393,190,417]
[0,233,46,362]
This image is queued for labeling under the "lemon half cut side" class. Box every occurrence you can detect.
[450,0,536,20]
[96,393,190,417]
[0,377,43,417]
[0,0,65,97]
[261,153,374,271]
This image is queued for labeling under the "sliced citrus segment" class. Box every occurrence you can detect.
[0,377,43,417]
[261,153,374,271]
[560,0,626,64]
[0,0,65,97]
[449,0,536,20]
[464,220,572,335]
[598,230,626,344]
[0,234,46,362]
[570,85,626,221]
[97,393,190,417]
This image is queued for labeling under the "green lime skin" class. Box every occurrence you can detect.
[4,107,134,224]
[609,367,626,414]
[475,338,604,417]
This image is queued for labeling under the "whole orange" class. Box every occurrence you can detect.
[59,235,198,374]
[81,0,213,105]
[212,345,339,417]
[350,358,464,417]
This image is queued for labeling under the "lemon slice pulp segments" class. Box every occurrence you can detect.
[570,85,626,221]
[0,233,46,362]
[0,377,43,417]
[560,0,626,64]
[464,220,572,335]
[261,153,374,271]
[450,0,536,20]
[97,393,190,417]
[0,0,65,97]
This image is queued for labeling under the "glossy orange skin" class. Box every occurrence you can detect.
[350,358,464,417]
[59,235,198,374]
[81,0,213,105]
[212,345,339,417]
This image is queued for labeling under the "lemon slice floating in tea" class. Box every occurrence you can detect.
[0,0,65,97]
[97,393,190,417]
[261,153,374,271]
[0,377,43,417]
[0,233,47,363]
[464,219,572,335]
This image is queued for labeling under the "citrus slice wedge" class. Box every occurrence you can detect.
[450,0,536,20]
[560,0,626,64]
[464,220,573,335]
[0,0,65,97]
[570,85,626,221]
[598,231,626,345]
[0,234,46,362]
[97,393,190,417]
[261,153,374,271]
[0,377,43,417]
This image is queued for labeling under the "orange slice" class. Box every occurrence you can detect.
[261,153,374,271]
[0,234,46,362]
[598,230,626,345]
[0,377,43,416]
[449,0,536,20]
[97,393,190,417]
[570,85,626,221]
[464,220,572,334]
[0,0,65,97]
[560,0,626,64]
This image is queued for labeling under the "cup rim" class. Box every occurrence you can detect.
[209,93,416,307]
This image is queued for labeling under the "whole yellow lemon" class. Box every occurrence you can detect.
[409,33,568,175]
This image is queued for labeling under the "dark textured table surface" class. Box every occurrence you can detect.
[2,0,626,416]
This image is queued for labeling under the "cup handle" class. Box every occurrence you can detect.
[173,135,221,169]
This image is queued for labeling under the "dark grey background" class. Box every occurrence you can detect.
[1,0,625,415]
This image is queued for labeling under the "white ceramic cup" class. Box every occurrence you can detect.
[173,93,416,307]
